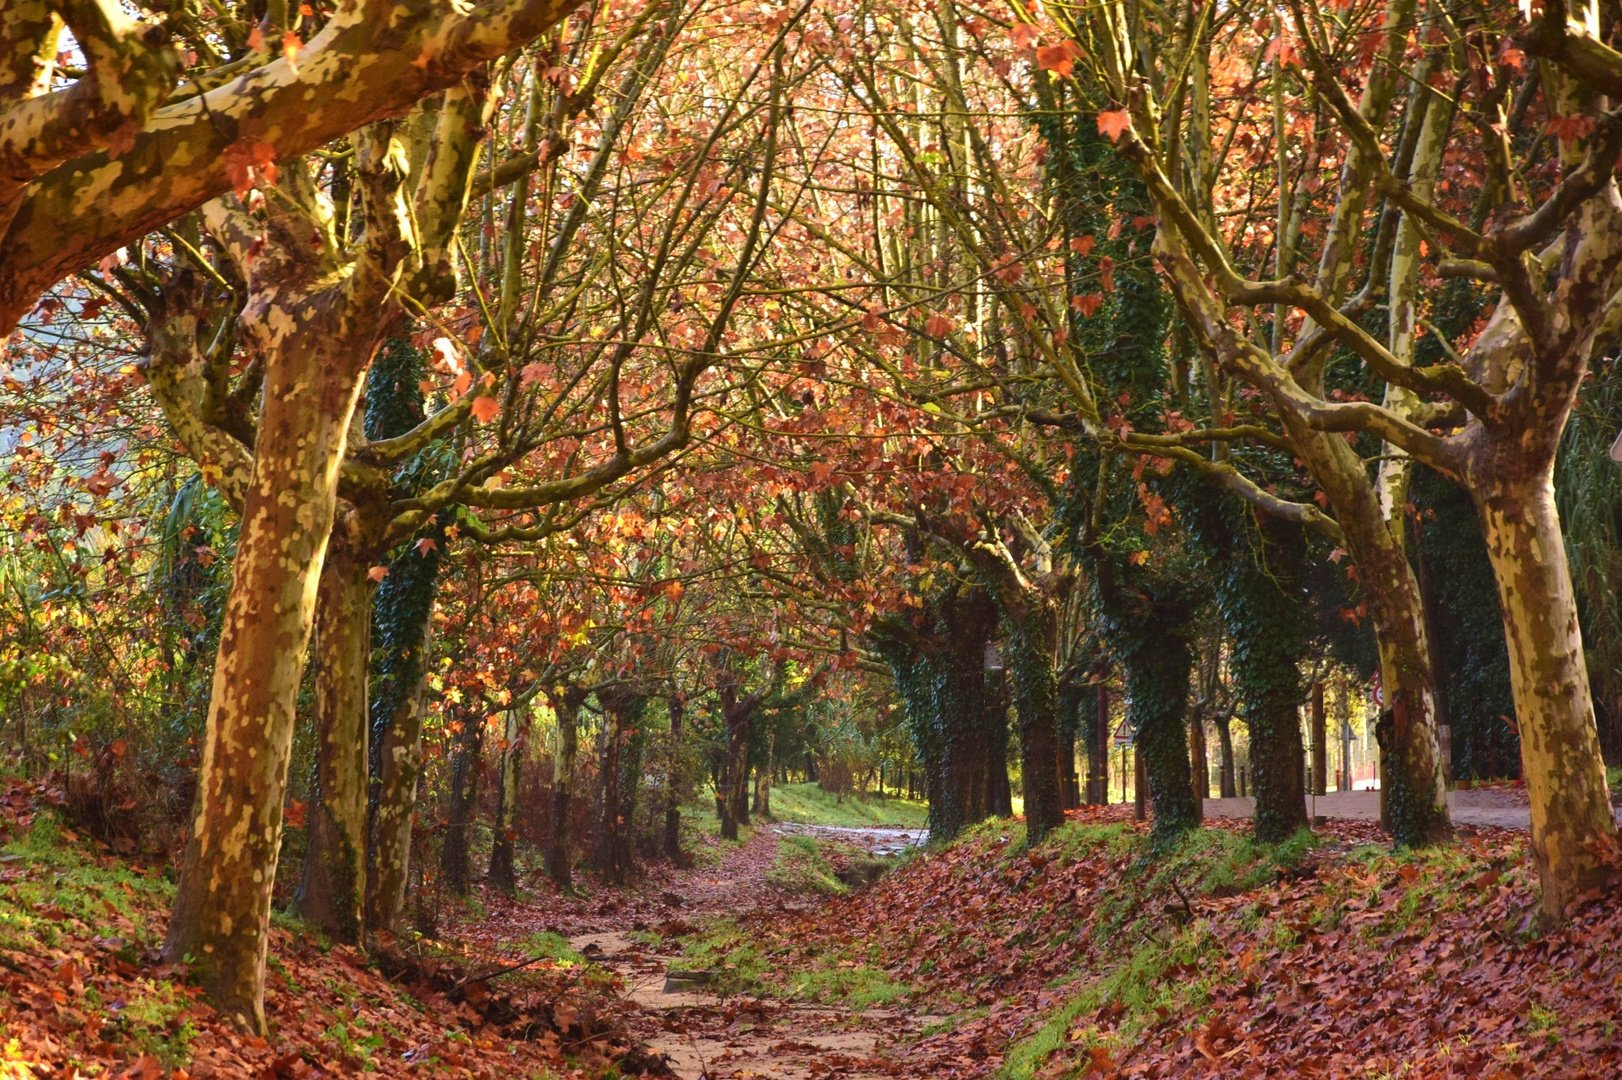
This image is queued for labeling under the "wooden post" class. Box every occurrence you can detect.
[1311,681,1327,796]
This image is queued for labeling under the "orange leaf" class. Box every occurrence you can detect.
[1096,109,1131,142]
[368,565,390,582]
[470,394,500,423]
[1035,43,1076,77]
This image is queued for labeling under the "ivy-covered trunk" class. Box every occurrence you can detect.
[1122,608,1200,844]
[440,707,483,896]
[1192,502,1312,845]
[293,533,372,943]
[367,544,441,930]
[1477,471,1618,917]
[545,686,586,889]
[872,587,998,842]
[1003,602,1066,845]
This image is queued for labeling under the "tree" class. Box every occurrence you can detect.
[0,0,598,334]
[1071,0,1620,914]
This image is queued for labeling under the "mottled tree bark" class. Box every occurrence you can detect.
[440,707,484,896]
[162,290,377,1032]
[1478,474,1618,917]
[293,533,372,944]
[0,0,591,334]
[488,708,525,896]
[595,686,641,884]
[545,685,586,889]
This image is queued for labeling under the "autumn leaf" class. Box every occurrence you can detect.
[223,138,279,197]
[1547,113,1596,148]
[924,312,954,337]
[1072,293,1103,317]
[1035,41,1080,77]
[1069,235,1096,256]
[1009,22,1039,50]
[368,565,390,582]
[1096,109,1131,142]
[470,394,501,423]
[282,31,303,72]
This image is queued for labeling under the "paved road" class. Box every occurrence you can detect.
[1202,788,1622,830]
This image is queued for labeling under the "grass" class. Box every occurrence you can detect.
[765,782,929,829]
[786,966,915,1009]
[679,917,771,995]
[765,834,848,896]
[0,814,199,1066]
[523,930,588,966]
[1000,824,1319,1080]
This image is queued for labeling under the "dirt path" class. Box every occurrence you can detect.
[457,824,931,1079]
[1202,787,1622,829]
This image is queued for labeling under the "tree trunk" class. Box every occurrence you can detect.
[1189,711,1209,814]
[1125,625,1200,843]
[368,618,432,931]
[488,708,523,896]
[717,690,750,841]
[1091,684,1111,805]
[1216,712,1236,798]
[664,693,684,862]
[162,318,372,1033]
[1006,602,1066,845]
[753,734,774,819]
[293,535,371,944]
[440,708,483,896]
[545,687,585,890]
[1310,681,1327,797]
[1478,475,1619,918]
[596,688,640,884]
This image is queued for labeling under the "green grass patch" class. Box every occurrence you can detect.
[523,930,587,966]
[766,782,930,829]
[680,918,770,995]
[0,814,171,954]
[786,965,915,1009]
[1000,825,1319,1080]
[766,835,848,896]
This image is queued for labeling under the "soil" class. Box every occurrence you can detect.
[448,824,932,1080]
